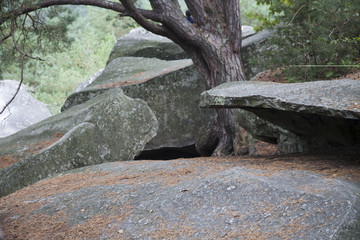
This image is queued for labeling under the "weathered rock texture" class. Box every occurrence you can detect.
[233,109,307,154]
[107,26,255,65]
[74,69,104,93]
[63,57,215,151]
[0,89,158,197]
[200,80,360,151]
[1,154,359,239]
[0,80,52,138]
[241,30,274,80]
[241,25,256,39]
[108,27,259,79]
[62,57,194,111]
[107,28,188,65]
[62,27,270,154]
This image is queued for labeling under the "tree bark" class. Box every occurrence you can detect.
[1,0,246,156]
[182,0,246,155]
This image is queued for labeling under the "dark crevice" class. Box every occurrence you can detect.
[135,144,200,160]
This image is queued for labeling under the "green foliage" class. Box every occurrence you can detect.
[253,0,360,81]
[70,6,138,39]
[0,6,76,77]
[239,0,271,27]
[2,6,137,114]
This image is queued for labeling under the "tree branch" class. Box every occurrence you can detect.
[0,0,124,26]
[148,0,201,47]
[26,13,40,29]
[184,0,206,26]
[10,22,45,61]
[0,0,163,26]
[1,20,46,115]
[0,55,25,115]
[0,32,11,43]
[119,0,169,37]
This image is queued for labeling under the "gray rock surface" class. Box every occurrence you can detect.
[0,88,158,197]
[233,109,307,153]
[1,156,359,239]
[0,80,52,138]
[107,27,188,64]
[62,57,193,111]
[108,27,258,77]
[74,69,104,93]
[241,30,274,80]
[241,25,256,39]
[200,80,360,151]
[63,57,215,151]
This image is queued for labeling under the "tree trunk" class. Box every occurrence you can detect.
[123,0,246,155]
[2,0,246,155]
[182,0,246,155]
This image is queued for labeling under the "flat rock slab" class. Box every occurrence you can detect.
[1,154,359,239]
[107,28,189,64]
[200,80,360,148]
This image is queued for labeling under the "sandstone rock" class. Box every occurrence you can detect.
[241,25,256,39]
[63,57,215,151]
[0,80,52,138]
[1,155,359,239]
[108,27,257,77]
[62,27,272,155]
[63,57,193,111]
[73,69,104,93]
[234,109,312,154]
[0,88,158,197]
[241,30,274,80]
[107,27,188,64]
[200,79,360,151]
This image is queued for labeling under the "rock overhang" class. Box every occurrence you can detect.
[200,80,360,148]
[200,80,360,119]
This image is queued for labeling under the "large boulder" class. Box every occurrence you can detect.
[63,57,194,111]
[200,79,360,151]
[108,27,258,77]
[1,153,360,239]
[0,80,52,138]
[107,26,255,64]
[106,28,189,64]
[64,27,267,155]
[0,88,158,197]
[63,57,215,151]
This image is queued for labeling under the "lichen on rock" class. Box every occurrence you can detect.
[0,88,158,197]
